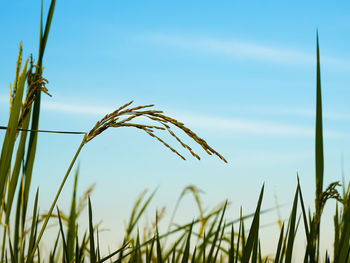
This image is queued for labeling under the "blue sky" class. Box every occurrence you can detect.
[1,0,350,258]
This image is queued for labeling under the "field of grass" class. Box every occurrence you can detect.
[1,1,350,262]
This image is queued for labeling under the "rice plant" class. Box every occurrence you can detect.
[1,1,350,262]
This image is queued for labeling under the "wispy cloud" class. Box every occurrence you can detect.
[39,100,348,139]
[239,105,350,121]
[41,101,114,116]
[139,34,350,69]
[174,113,346,139]
[0,96,346,139]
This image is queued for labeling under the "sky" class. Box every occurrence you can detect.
[1,0,350,259]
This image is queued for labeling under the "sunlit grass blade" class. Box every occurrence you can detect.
[6,113,31,222]
[0,53,28,207]
[67,168,79,262]
[12,176,24,262]
[241,185,264,263]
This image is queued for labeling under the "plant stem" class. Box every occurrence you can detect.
[29,134,87,260]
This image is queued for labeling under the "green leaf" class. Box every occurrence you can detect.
[181,222,193,263]
[57,207,69,263]
[285,188,299,263]
[315,30,324,203]
[241,185,264,263]
[274,223,284,263]
[88,197,96,263]
[67,167,79,261]
[0,54,28,204]
[207,202,227,263]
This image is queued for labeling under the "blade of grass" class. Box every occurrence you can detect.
[67,167,79,262]
[181,221,193,263]
[285,188,299,263]
[273,223,284,263]
[25,189,39,263]
[235,213,242,263]
[228,225,234,263]
[88,197,96,263]
[0,55,28,208]
[57,207,69,263]
[30,134,87,261]
[241,185,264,263]
[23,0,56,232]
[126,188,157,240]
[314,30,324,261]
[207,202,227,263]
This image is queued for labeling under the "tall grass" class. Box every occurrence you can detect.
[1,1,350,262]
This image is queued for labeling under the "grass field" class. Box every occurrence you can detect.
[1,1,349,262]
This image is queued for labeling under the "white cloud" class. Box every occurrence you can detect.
[1,96,346,139]
[39,100,347,139]
[240,105,350,121]
[140,34,350,69]
[174,113,345,139]
[41,101,113,116]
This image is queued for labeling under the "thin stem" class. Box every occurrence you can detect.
[29,134,87,260]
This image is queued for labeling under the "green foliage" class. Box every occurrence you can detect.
[1,1,350,262]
